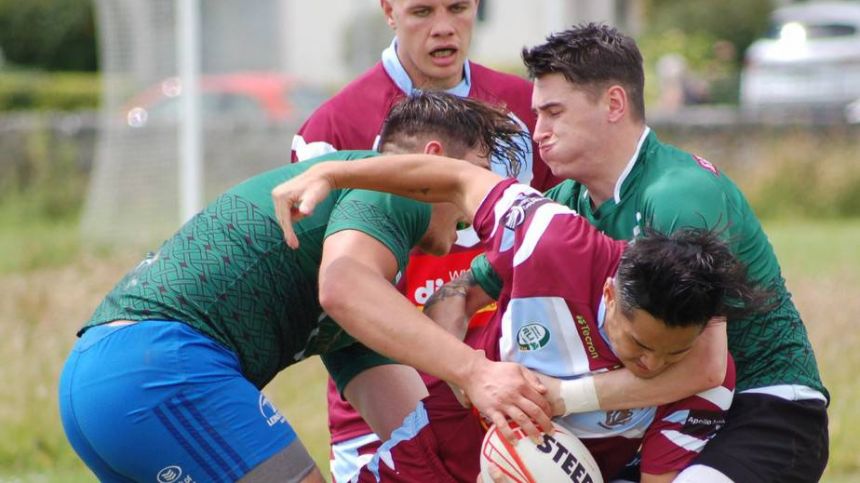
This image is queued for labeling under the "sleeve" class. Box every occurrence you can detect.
[322,342,398,395]
[469,254,503,300]
[325,189,432,273]
[542,179,578,207]
[642,170,732,238]
[639,355,736,475]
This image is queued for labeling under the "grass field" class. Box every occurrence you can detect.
[0,218,858,481]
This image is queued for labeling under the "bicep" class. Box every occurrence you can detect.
[321,229,399,283]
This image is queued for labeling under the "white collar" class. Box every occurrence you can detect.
[381,37,471,96]
[612,126,650,203]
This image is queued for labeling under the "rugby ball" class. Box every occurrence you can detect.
[479,421,603,483]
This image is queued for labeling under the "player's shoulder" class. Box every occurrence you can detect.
[468,62,533,111]
[641,135,730,197]
[307,63,399,123]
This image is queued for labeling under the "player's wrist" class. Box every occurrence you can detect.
[450,348,486,390]
[559,376,599,415]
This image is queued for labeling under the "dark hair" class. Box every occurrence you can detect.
[378,91,529,178]
[615,227,769,328]
[521,23,645,120]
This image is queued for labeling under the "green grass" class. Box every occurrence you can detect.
[0,217,858,481]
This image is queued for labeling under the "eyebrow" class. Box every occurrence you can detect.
[632,335,693,355]
[533,101,563,113]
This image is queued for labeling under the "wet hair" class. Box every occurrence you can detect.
[378,91,529,178]
[615,227,771,328]
[521,22,645,120]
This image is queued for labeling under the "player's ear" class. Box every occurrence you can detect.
[606,85,627,123]
[423,140,444,156]
[603,277,616,309]
[380,0,396,30]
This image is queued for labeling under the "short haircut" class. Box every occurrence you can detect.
[522,23,646,120]
[378,91,529,178]
[615,227,768,328]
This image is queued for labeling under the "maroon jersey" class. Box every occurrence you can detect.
[471,179,735,477]
[294,43,561,456]
[353,180,734,482]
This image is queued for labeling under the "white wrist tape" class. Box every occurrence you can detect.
[559,376,599,415]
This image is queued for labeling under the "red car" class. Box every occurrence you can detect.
[125,72,327,127]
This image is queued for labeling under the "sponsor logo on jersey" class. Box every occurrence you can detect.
[259,394,286,427]
[598,409,635,429]
[504,193,544,230]
[534,434,597,483]
[692,154,719,176]
[413,278,444,305]
[517,323,551,351]
[575,315,600,359]
[157,465,196,483]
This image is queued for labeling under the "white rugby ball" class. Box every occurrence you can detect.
[479,421,603,483]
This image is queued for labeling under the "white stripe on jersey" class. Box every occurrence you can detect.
[696,385,734,410]
[499,296,592,377]
[659,429,708,453]
[291,134,336,161]
[513,203,576,267]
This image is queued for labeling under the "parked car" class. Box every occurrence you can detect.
[124,72,327,128]
[740,1,860,113]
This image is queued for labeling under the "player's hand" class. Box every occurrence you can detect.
[462,354,553,443]
[479,463,513,483]
[271,164,336,249]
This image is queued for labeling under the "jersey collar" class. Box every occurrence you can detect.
[596,295,620,359]
[381,37,472,97]
[612,126,651,204]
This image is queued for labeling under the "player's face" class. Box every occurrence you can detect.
[532,73,611,182]
[416,147,486,255]
[382,0,478,90]
[602,279,703,379]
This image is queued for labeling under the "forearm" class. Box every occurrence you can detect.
[423,270,493,340]
[594,319,727,410]
[316,154,500,217]
[535,320,727,414]
[320,257,483,389]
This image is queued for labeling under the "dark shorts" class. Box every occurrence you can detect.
[693,392,829,483]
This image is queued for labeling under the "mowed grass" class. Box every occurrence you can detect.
[0,219,857,481]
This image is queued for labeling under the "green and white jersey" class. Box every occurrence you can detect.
[474,129,827,401]
[83,150,431,389]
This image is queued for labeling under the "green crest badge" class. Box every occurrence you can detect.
[517,323,550,351]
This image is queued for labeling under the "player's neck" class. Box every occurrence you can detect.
[586,124,646,208]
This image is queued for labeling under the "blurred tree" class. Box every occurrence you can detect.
[0,0,97,71]
[644,0,773,67]
[639,0,773,105]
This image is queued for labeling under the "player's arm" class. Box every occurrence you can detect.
[319,228,553,439]
[524,319,727,415]
[592,318,727,409]
[470,251,729,412]
[272,154,501,248]
[422,270,493,340]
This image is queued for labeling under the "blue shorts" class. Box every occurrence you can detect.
[58,320,303,482]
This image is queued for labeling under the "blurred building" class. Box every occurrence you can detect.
[285,0,643,85]
[83,0,642,244]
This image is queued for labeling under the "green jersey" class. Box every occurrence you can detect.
[83,150,431,389]
[474,130,827,400]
